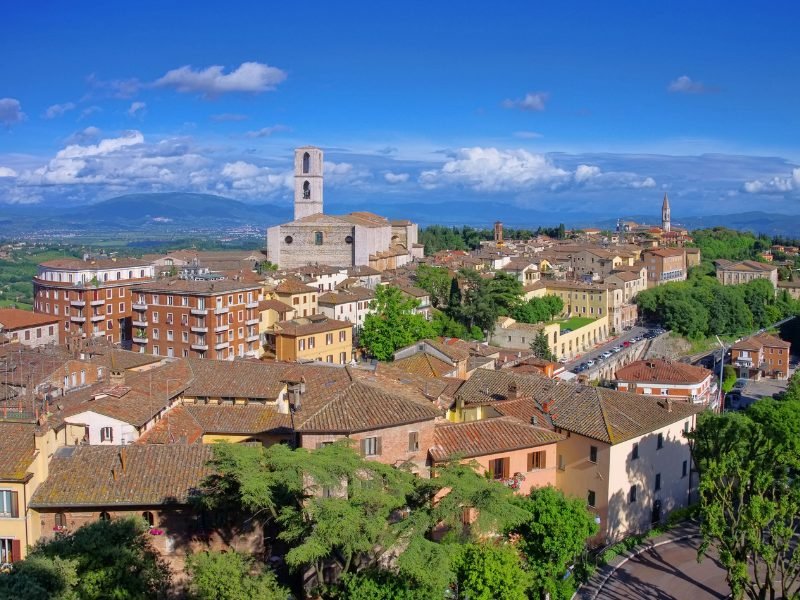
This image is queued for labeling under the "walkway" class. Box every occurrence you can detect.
[576,522,729,600]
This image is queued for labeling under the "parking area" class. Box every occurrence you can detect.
[566,326,654,376]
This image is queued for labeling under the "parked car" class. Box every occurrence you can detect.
[586,359,595,367]
[623,341,631,347]
[601,351,613,359]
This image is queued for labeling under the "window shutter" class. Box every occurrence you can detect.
[10,491,19,518]
[376,437,382,456]
[10,539,21,562]
[502,458,510,479]
[360,439,367,456]
[527,453,533,472]
[409,431,419,452]
[488,461,495,478]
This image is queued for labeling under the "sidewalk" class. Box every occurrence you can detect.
[573,521,700,600]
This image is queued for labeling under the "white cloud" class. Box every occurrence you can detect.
[79,105,102,120]
[219,160,292,196]
[513,131,543,139]
[245,124,290,138]
[155,61,287,96]
[384,171,409,184]
[65,126,102,145]
[85,74,142,99]
[419,147,656,193]
[743,167,800,194]
[502,92,549,112]
[668,75,713,94]
[0,98,26,126]
[0,167,17,178]
[127,101,147,118]
[43,102,76,119]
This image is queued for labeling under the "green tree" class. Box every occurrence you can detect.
[721,365,737,394]
[688,403,800,600]
[451,543,531,600]
[0,556,79,600]
[415,264,451,308]
[361,286,436,360]
[509,486,599,600]
[529,329,555,361]
[453,269,523,335]
[1,517,170,600]
[335,569,431,600]
[511,295,564,324]
[186,550,288,600]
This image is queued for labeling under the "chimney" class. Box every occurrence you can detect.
[109,368,125,386]
[119,447,127,472]
[530,415,538,426]
[507,382,518,399]
[666,397,673,413]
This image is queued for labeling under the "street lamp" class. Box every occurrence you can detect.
[715,335,725,414]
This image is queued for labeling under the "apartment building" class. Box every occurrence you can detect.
[715,259,778,288]
[269,315,353,363]
[642,248,686,286]
[730,333,791,379]
[0,308,60,348]
[491,316,610,361]
[317,287,375,330]
[33,258,156,346]
[269,277,319,318]
[614,359,716,405]
[129,280,262,360]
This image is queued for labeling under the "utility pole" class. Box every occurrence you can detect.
[715,335,725,414]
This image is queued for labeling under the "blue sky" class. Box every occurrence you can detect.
[1,0,799,221]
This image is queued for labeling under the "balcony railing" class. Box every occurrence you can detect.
[215,341,230,350]
[214,306,230,315]
[90,315,105,322]
[70,300,86,307]
[191,343,209,351]
[246,301,259,309]
[246,334,260,343]
[132,336,148,344]
[191,325,208,333]
[70,315,86,323]
[132,303,147,311]
[132,319,148,327]
[245,318,259,326]
[191,307,207,316]
[214,324,229,333]
[90,299,105,307]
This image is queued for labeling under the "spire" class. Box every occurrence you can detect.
[662,193,670,210]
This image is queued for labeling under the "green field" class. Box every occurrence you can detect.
[0,247,80,309]
[549,316,596,331]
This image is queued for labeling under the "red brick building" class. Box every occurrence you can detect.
[730,333,791,379]
[614,359,716,405]
[129,280,262,360]
[33,258,156,347]
[0,308,60,348]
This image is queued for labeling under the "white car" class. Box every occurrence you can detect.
[601,351,612,359]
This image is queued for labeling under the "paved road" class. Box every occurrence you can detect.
[594,536,729,600]
[565,325,650,375]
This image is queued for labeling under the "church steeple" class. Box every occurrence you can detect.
[294,146,324,220]
[661,193,671,233]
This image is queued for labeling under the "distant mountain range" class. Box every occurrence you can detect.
[2,193,799,237]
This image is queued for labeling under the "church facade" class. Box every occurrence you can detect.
[266,147,424,269]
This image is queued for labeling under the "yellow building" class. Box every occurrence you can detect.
[257,298,296,357]
[490,315,609,361]
[1,421,84,562]
[272,315,353,363]
[267,277,319,318]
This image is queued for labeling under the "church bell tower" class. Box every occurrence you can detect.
[294,146,324,220]
[661,193,671,233]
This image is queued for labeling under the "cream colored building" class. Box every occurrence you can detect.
[490,315,609,361]
[715,259,778,288]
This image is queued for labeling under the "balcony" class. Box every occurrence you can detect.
[215,341,229,350]
[191,325,208,333]
[246,334,260,343]
[214,306,229,315]
[191,307,207,316]
[132,336,148,344]
[214,324,229,333]
[191,343,209,351]
[246,301,259,309]
[132,319,148,327]
[92,330,105,338]
[245,318,259,326]
[70,315,86,323]
[90,314,105,322]
[90,299,105,307]
[132,303,148,311]
[70,300,86,308]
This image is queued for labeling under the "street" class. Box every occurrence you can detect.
[564,325,651,376]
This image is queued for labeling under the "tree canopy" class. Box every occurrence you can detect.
[186,550,288,600]
[360,285,436,360]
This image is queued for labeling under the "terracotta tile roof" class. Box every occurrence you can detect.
[136,405,204,444]
[645,248,685,258]
[0,422,36,481]
[259,298,295,313]
[183,358,291,400]
[340,211,391,228]
[274,315,351,336]
[131,279,260,294]
[275,277,318,294]
[501,258,537,272]
[457,369,702,444]
[430,417,563,462]
[615,359,713,385]
[732,333,790,351]
[348,265,382,276]
[29,444,216,508]
[715,259,776,273]
[295,375,441,434]
[184,404,291,435]
[318,288,374,306]
[0,383,18,401]
[607,271,640,282]
[0,308,60,330]
[90,349,163,371]
[39,257,152,270]
[426,338,470,362]
[392,353,457,378]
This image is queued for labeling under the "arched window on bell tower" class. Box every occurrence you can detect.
[303,180,311,199]
[302,152,310,174]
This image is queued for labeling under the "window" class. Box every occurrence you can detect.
[558,455,565,471]
[308,336,315,349]
[100,427,113,442]
[682,460,688,478]
[326,333,333,345]
[298,339,305,351]
[99,511,111,521]
[285,235,293,244]
[326,354,334,363]
[292,297,300,305]
[657,433,664,450]
[142,511,155,526]
[589,445,598,463]
[0,490,18,518]
[489,457,510,480]
[0,538,18,564]
[527,450,546,470]
[119,302,124,313]
[339,330,347,342]
[362,436,381,457]
[587,490,596,508]
[629,485,637,503]
[106,304,113,314]
[655,473,661,491]
[408,431,419,452]
[302,151,310,173]
[339,351,347,364]
[631,442,639,460]
[54,512,67,529]
[684,421,690,434]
